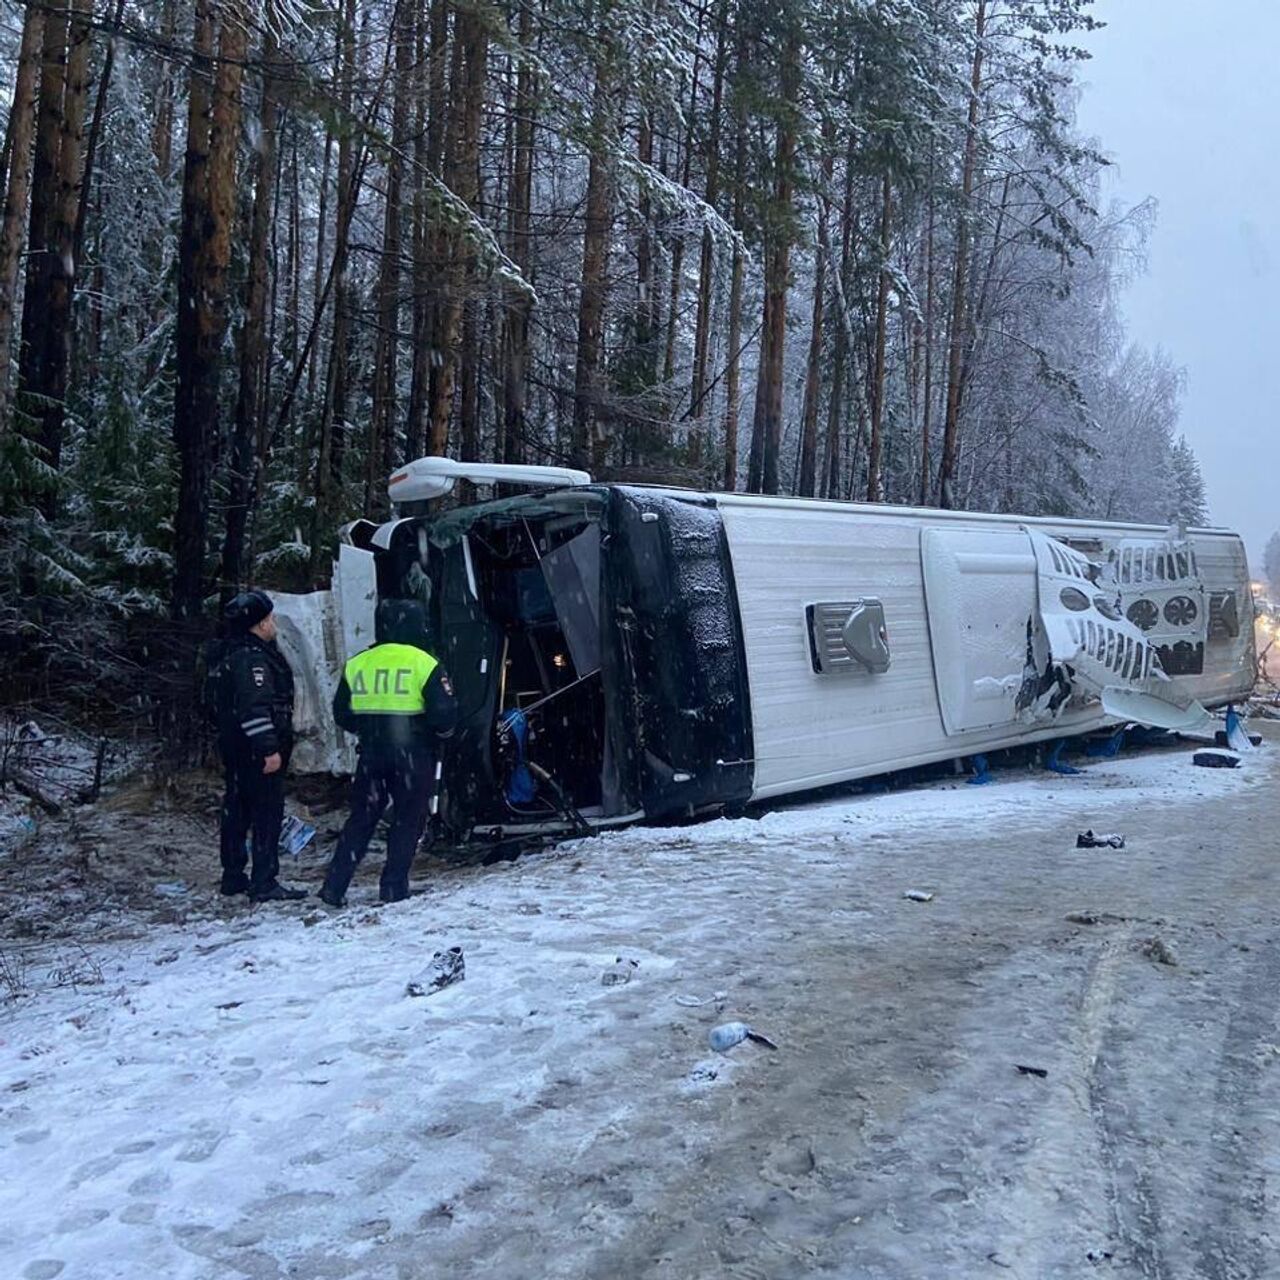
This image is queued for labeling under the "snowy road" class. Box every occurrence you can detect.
[2,741,1278,1279]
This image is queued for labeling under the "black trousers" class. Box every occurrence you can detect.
[323,748,436,901]
[220,754,285,895]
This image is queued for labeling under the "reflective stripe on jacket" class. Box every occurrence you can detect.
[343,643,440,716]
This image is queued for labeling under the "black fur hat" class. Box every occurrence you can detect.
[224,589,274,633]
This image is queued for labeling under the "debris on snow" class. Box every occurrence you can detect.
[903,889,935,902]
[1065,911,1130,926]
[407,946,465,996]
[1076,830,1125,849]
[1193,749,1240,769]
[1139,936,1178,967]
[601,956,639,986]
[675,990,728,1008]
[683,1060,722,1089]
[279,814,317,858]
[1015,1064,1049,1079]
[708,1021,779,1053]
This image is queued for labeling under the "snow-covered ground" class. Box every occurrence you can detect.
[2,740,1278,1279]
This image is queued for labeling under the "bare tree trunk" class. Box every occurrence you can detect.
[866,173,892,502]
[721,38,747,494]
[367,0,411,512]
[747,33,797,496]
[938,0,986,509]
[798,129,834,498]
[309,0,357,577]
[152,0,178,180]
[172,2,244,618]
[690,4,727,470]
[919,145,936,505]
[74,0,125,269]
[501,1,535,467]
[308,18,341,407]
[15,4,68,465]
[221,25,280,597]
[0,4,45,433]
[822,137,856,500]
[635,109,653,389]
[428,10,487,457]
[662,3,706,389]
[405,0,432,461]
[15,0,90,513]
[573,60,614,473]
[286,131,301,377]
[459,303,479,460]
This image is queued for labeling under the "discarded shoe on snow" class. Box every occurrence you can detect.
[1076,830,1125,849]
[407,946,465,997]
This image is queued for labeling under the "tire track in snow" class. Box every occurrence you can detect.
[1079,929,1173,1280]
[1190,939,1280,1280]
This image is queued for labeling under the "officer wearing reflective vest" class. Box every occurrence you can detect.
[319,598,458,906]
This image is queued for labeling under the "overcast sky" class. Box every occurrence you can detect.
[1073,0,1278,567]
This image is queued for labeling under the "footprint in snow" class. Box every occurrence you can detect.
[23,1262,66,1280]
[66,1153,121,1188]
[127,1169,172,1196]
[54,1208,109,1232]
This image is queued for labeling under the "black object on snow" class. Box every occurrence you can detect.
[1015,1064,1048,1078]
[1214,729,1263,748]
[407,946,465,997]
[1076,830,1125,849]
[1193,750,1240,769]
[249,883,307,903]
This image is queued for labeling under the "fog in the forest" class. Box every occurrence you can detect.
[1078,0,1280,566]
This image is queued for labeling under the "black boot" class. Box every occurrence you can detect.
[249,882,308,904]
[219,874,250,897]
[317,886,346,908]
[379,879,411,904]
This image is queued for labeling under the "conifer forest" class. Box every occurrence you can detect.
[0,0,1209,720]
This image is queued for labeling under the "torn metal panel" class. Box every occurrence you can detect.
[1029,530,1157,697]
[923,526,1214,739]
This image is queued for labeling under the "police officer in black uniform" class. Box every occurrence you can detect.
[319,599,458,907]
[217,590,307,903]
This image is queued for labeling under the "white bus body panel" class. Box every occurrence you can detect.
[714,495,1254,803]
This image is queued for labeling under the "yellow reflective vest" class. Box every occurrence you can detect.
[343,643,440,716]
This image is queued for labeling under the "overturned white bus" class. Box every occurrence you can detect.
[272,459,1257,845]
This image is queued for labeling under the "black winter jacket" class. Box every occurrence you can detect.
[217,634,295,761]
